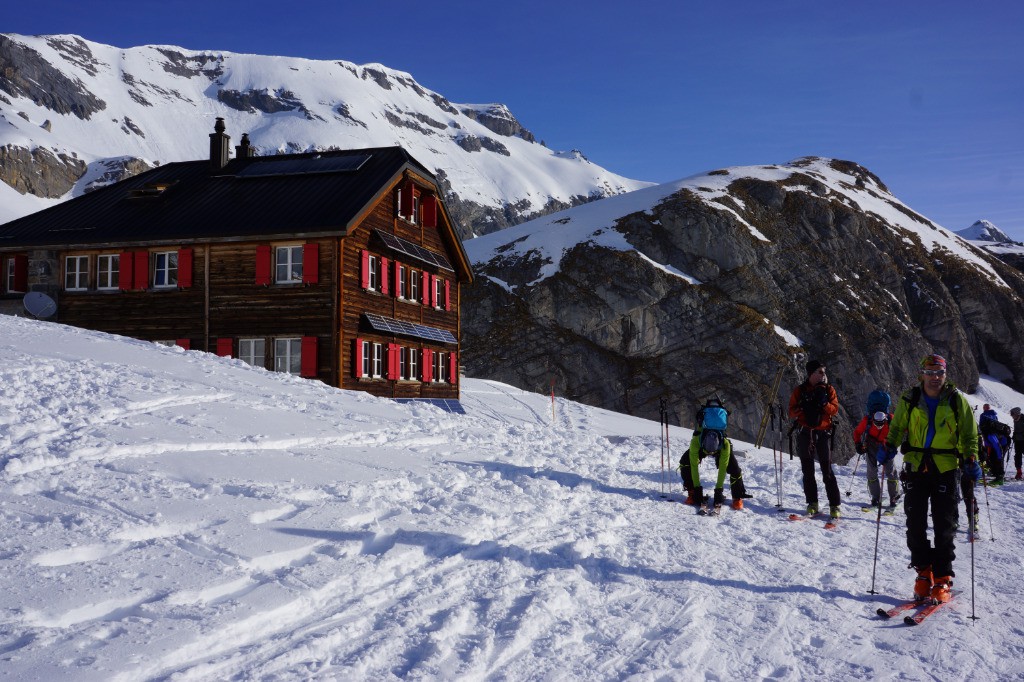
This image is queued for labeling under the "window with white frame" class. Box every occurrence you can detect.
[367,255,380,291]
[434,277,445,310]
[407,346,419,381]
[65,255,89,291]
[361,340,371,378]
[4,258,13,293]
[372,342,383,378]
[409,267,419,302]
[276,245,303,283]
[239,338,265,368]
[153,340,176,348]
[397,188,421,223]
[274,338,302,375]
[398,264,407,299]
[153,251,178,288]
[399,345,408,379]
[97,254,119,290]
[433,351,446,383]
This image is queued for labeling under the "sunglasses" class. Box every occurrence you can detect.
[921,369,946,376]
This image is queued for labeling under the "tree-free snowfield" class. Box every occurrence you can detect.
[1,316,1022,680]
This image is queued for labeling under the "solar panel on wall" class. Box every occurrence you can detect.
[374,230,453,271]
[363,314,457,345]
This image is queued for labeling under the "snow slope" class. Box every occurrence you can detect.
[2,314,1023,680]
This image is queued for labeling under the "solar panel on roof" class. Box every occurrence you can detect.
[395,398,466,414]
[374,230,453,272]
[237,154,371,178]
[363,313,457,345]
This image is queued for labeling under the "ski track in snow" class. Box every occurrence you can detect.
[1,317,1024,680]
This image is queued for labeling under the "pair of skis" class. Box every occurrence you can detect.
[787,511,838,530]
[876,592,955,625]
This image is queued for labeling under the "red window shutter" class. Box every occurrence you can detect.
[177,248,193,288]
[175,338,191,350]
[255,245,271,286]
[422,349,433,383]
[301,336,318,378]
[354,337,364,378]
[216,338,233,357]
[361,250,371,289]
[119,251,133,291]
[133,251,149,290]
[393,260,402,296]
[400,180,415,219]
[303,243,319,284]
[421,272,430,306]
[12,254,28,292]
[380,257,390,295]
[386,343,400,380]
[444,280,450,310]
[422,194,437,228]
[449,352,457,384]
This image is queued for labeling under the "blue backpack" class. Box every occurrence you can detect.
[865,390,891,417]
[697,398,729,454]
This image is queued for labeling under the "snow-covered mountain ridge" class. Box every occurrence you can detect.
[0,33,650,237]
[2,314,1022,679]
[461,157,1024,450]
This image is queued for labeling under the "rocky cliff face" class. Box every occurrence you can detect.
[463,158,1024,462]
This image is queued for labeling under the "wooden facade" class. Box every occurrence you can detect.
[0,123,472,402]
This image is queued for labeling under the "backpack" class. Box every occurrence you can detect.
[865,390,891,417]
[980,415,1011,439]
[798,383,830,428]
[697,398,729,454]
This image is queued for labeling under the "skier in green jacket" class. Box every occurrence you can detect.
[880,354,978,604]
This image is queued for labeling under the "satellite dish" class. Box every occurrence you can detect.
[23,292,57,319]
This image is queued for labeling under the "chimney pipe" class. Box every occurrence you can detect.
[209,117,231,170]
[235,133,253,159]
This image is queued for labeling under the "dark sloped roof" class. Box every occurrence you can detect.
[0,146,432,248]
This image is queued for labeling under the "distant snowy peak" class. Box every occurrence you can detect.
[956,220,1018,245]
[0,33,651,237]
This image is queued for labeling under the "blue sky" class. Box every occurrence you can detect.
[6,1,1024,238]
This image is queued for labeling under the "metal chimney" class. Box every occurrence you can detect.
[235,133,254,159]
[209,117,231,170]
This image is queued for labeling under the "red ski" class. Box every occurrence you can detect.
[904,593,955,625]
[876,599,924,619]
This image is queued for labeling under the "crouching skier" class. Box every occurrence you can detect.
[680,397,751,514]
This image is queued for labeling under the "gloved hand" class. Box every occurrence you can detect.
[692,485,704,506]
[713,488,726,506]
[855,441,866,455]
[876,443,897,465]
[964,458,983,482]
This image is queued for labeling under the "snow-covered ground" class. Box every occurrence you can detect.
[1,314,1023,680]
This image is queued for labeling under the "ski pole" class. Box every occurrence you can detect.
[659,399,666,498]
[968,500,979,622]
[844,451,863,497]
[776,405,784,508]
[665,402,672,496]
[868,469,886,595]
[980,468,995,541]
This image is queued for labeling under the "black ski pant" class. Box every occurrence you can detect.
[904,466,959,578]
[1014,439,1023,471]
[796,428,841,507]
[958,469,979,520]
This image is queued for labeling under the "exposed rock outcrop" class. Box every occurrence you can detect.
[463,159,1024,462]
[0,35,106,119]
[0,144,87,197]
